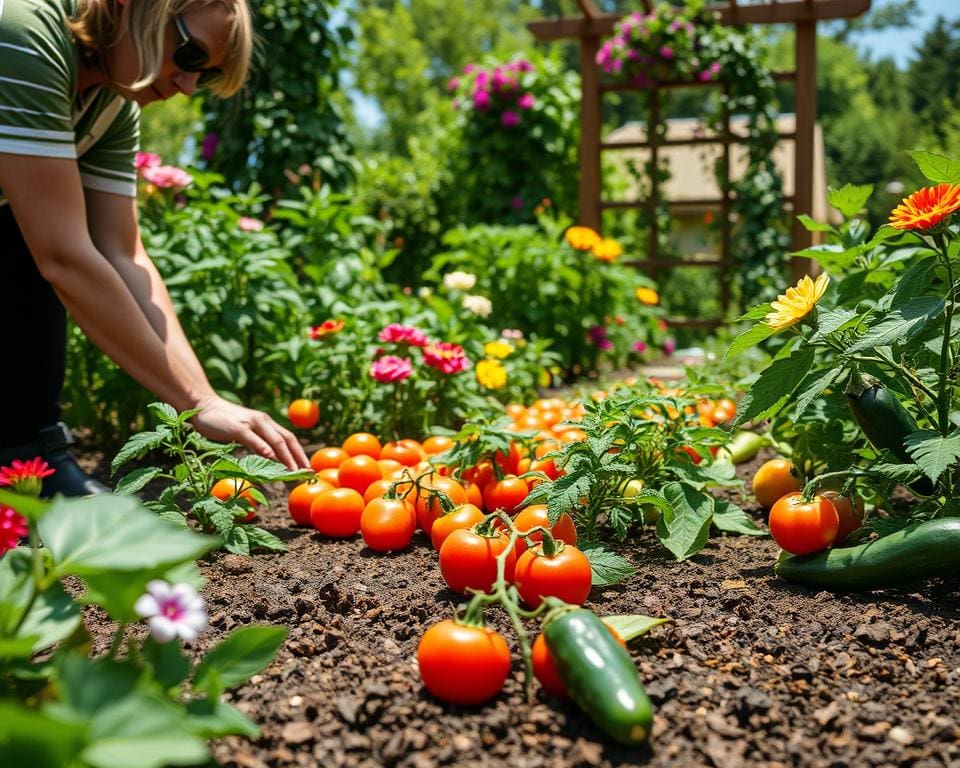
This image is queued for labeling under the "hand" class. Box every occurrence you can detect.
[191,395,309,470]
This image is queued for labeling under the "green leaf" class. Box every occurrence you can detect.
[0,701,87,768]
[111,429,170,475]
[581,546,636,586]
[891,256,937,309]
[733,345,816,427]
[796,214,835,232]
[147,402,181,425]
[184,698,259,739]
[244,526,286,552]
[0,489,48,522]
[114,467,162,496]
[811,308,858,340]
[141,637,191,690]
[212,455,313,484]
[222,525,250,555]
[39,495,217,576]
[904,429,960,482]
[712,499,766,536]
[192,626,286,696]
[656,483,714,561]
[737,302,772,321]
[723,322,774,361]
[601,614,671,643]
[828,183,874,218]
[846,297,945,353]
[791,366,842,420]
[907,149,960,183]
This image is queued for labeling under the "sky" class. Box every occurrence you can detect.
[849,0,960,66]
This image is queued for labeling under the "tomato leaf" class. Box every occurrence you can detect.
[846,297,945,353]
[601,614,671,643]
[905,429,960,483]
[656,483,714,561]
[114,467,162,496]
[110,428,171,475]
[712,499,766,536]
[732,345,816,427]
[582,546,636,586]
[796,214,835,233]
[244,526,286,552]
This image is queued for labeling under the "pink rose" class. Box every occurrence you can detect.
[135,152,162,172]
[141,165,193,190]
[370,356,413,383]
[378,323,428,347]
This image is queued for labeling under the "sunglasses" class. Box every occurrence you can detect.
[172,15,223,87]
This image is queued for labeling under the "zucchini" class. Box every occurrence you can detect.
[775,517,960,590]
[543,607,653,744]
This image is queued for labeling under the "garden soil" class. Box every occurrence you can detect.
[75,447,960,768]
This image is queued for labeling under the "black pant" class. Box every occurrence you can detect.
[1,203,66,447]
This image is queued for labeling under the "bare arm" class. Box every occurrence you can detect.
[0,154,307,468]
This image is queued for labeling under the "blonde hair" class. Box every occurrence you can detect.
[69,0,253,98]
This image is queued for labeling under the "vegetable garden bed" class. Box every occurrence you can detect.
[74,449,960,768]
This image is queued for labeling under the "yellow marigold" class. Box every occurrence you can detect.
[764,273,830,332]
[483,340,514,359]
[889,183,960,231]
[635,287,660,305]
[565,225,601,251]
[476,359,507,390]
[592,238,622,262]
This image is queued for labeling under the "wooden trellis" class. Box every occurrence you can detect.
[528,0,871,328]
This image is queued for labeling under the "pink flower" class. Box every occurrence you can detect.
[0,457,55,497]
[370,355,413,383]
[663,338,677,356]
[510,196,524,211]
[447,77,460,91]
[463,63,476,74]
[597,338,613,351]
[134,580,207,643]
[517,93,535,110]
[475,70,490,88]
[200,132,219,162]
[423,342,471,375]
[141,165,193,190]
[0,506,28,556]
[473,89,491,111]
[237,216,264,232]
[501,110,520,128]
[135,152,162,172]
[378,323,428,347]
[660,45,674,60]
[632,340,648,353]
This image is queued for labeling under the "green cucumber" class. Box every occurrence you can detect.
[543,607,653,745]
[775,517,960,590]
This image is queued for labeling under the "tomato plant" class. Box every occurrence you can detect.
[439,527,516,594]
[768,492,839,555]
[514,543,592,608]
[360,498,416,552]
[211,477,259,523]
[310,487,365,538]
[752,458,803,509]
[287,398,320,429]
[417,619,511,706]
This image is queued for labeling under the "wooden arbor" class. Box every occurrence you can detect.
[528,0,871,326]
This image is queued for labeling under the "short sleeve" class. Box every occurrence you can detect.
[78,99,139,197]
[0,0,76,159]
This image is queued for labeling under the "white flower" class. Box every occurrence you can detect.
[418,286,433,299]
[443,271,477,291]
[134,580,208,643]
[462,294,493,317]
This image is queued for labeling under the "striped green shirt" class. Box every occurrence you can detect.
[0,0,139,204]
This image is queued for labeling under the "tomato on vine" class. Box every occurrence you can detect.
[360,498,416,552]
[430,503,486,552]
[512,505,577,557]
[768,492,839,555]
[211,477,259,523]
[514,542,592,608]
[417,619,511,706]
[752,458,803,509]
[439,527,516,594]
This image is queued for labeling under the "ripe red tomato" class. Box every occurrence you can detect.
[677,444,703,465]
[482,475,530,516]
[768,492,839,555]
[415,476,468,534]
[513,544,592,608]
[430,503,486,552]
[821,490,865,545]
[438,528,516,594]
[287,479,332,526]
[360,498,416,552]
[211,477,258,523]
[752,458,804,509]
[379,441,422,467]
[310,487,365,538]
[337,455,383,495]
[287,398,320,429]
[512,505,577,557]
[342,432,382,458]
[310,446,349,473]
[363,478,395,504]
[417,619,511,706]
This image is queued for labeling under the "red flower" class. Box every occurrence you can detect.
[423,342,471,375]
[309,319,345,339]
[890,183,960,231]
[0,506,28,556]
[0,457,54,497]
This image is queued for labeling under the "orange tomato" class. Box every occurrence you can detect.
[752,458,804,509]
[337,455,383,494]
[310,487,365,537]
[310,446,349,473]
[287,398,320,429]
[415,476,469,534]
[422,435,455,456]
[768,492,839,555]
[430,503,486,551]
[363,478,396,504]
[360,498,416,551]
[377,458,403,477]
[316,467,340,487]
[211,477,258,523]
[512,504,577,557]
[482,475,530,516]
[342,432,382,458]
[287,479,332,526]
[380,441,422,466]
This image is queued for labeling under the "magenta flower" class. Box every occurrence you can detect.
[475,70,489,88]
[423,342,470,375]
[200,132,219,162]
[473,89,491,111]
[0,507,28,556]
[135,152,161,172]
[510,196,524,211]
[660,45,674,60]
[447,76,460,91]
[501,110,520,128]
[237,216,264,232]
[517,93,535,110]
[370,355,414,383]
[0,457,55,497]
[141,165,193,190]
[378,323,428,347]
[663,338,677,356]
[587,325,608,344]
[632,340,648,353]
[135,580,207,643]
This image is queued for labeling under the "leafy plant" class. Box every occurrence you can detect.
[112,403,311,555]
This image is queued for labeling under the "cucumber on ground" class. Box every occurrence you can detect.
[775,518,960,590]
[543,607,653,745]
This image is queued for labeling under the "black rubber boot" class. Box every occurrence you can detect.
[0,422,111,499]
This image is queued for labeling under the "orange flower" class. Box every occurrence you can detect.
[309,319,345,339]
[565,225,601,251]
[592,238,622,262]
[889,183,960,231]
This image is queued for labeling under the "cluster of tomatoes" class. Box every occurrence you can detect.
[752,457,864,555]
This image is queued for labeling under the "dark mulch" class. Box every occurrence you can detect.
[73,448,960,768]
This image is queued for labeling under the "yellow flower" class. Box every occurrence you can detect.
[476,359,507,390]
[635,287,659,305]
[565,225,601,251]
[483,340,514,359]
[764,273,830,332]
[592,238,622,262]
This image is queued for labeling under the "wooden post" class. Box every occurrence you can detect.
[580,36,602,231]
[791,19,817,283]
